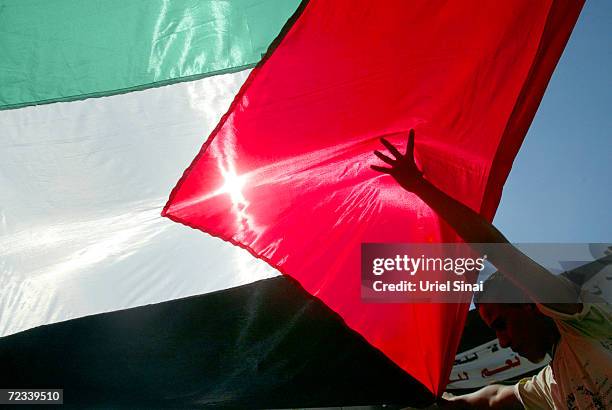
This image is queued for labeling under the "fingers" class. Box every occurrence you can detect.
[374,150,395,165]
[406,129,415,157]
[370,165,393,174]
[379,138,402,159]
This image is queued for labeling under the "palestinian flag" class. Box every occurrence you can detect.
[0,0,583,407]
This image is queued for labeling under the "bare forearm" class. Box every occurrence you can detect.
[413,178,508,244]
[412,178,579,306]
[444,385,522,409]
[371,131,579,308]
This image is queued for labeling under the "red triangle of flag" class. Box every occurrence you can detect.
[163,0,583,394]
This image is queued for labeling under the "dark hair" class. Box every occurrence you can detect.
[473,270,532,306]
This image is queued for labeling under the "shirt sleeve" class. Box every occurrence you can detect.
[537,293,612,341]
[515,365,555,410]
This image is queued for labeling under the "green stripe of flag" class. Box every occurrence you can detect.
[0,0,300,110]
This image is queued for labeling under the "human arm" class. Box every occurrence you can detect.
[372,130,581,313]
[438,385,523,409]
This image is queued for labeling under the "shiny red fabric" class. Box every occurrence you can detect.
[163,0,583,394]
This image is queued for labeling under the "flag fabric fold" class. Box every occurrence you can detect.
[0,0,300,109]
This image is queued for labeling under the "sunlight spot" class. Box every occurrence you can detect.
[219,169,247,205]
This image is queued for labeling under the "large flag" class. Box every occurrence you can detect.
[1,0,583,406]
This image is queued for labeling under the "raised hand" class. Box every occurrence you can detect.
[371,129,424,191]
[371,130,579,312]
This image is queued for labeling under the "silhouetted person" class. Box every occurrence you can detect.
[372,130,611,409]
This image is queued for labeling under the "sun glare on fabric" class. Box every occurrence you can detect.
[218,167,254,236]
[219,169,247,205]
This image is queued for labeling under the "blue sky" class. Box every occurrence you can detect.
[494,0,611,243]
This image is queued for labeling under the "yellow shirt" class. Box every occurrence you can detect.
[516,301,612,409]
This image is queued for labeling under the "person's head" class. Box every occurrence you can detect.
[474,272,559,363]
